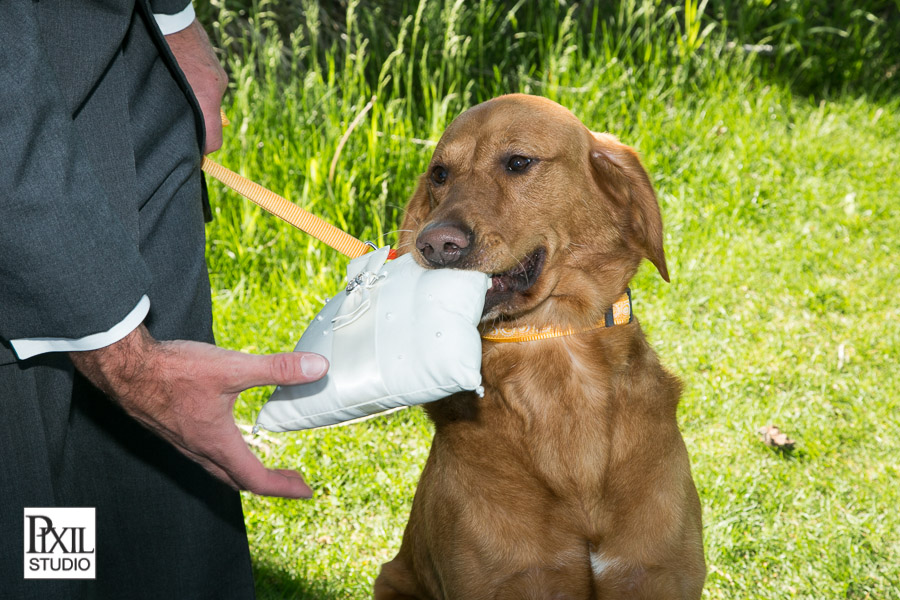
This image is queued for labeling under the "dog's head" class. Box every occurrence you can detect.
[399,94,668,329]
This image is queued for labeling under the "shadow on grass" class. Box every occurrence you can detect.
[253,561,351,600]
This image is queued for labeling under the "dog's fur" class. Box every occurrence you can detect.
[374,94,705,599]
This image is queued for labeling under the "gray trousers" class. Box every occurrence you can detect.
[0,6,255,598]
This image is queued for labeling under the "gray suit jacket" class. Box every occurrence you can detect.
[0,4,256,598]
[0,0,204,364]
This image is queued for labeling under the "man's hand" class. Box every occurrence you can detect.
[69,325,328,499]
[165,19,228,154]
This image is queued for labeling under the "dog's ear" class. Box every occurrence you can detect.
[397,174,433,256]
[589,132,669,282]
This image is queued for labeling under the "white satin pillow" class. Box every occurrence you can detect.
[255,247,490,432]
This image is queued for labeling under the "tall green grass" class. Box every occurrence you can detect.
[200,0,900,100]
[197,1,900,597]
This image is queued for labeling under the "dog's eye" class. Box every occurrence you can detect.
[506,155,533,173]
[430,165,449,185]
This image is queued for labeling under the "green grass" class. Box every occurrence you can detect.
[199,1,900,597]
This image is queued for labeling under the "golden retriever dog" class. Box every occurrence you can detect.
[374,94,705,599]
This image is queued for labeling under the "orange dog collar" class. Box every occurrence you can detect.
[481,289,633,343]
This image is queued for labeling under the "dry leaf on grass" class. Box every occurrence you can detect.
[758,424,796,451]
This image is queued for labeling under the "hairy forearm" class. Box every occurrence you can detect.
[164,19,223,87]
[68,325,170,424]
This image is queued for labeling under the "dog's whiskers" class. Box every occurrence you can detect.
[565,243,587,270]
[499,247,526,279]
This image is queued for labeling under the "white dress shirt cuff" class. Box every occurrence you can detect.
[10,295,150,360]
[154,3,196,36]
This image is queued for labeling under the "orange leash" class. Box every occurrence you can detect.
[204,111,383,258]
[201,157,373,259]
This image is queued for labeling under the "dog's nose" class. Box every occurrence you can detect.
[416,222,473,267]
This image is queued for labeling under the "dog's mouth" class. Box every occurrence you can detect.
[483,247,546,314]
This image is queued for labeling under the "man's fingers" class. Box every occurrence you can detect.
[199,453,310,499]
[226,350,329,392]
[165,437,243,491]
[251,469,314,500]
[196,459,242,491]
[203,117,223,154]
[232,463,312,499]
[209,427,313,499]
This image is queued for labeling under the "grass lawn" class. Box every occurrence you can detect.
[201,2,900,597]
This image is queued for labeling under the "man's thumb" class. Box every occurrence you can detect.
[298,353,329,380]
[236,351,329,390]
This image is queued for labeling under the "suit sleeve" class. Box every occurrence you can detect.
[10,296,151,361]
[150,1,195,35]
[149,0,193,13]
[0,2,151,348]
